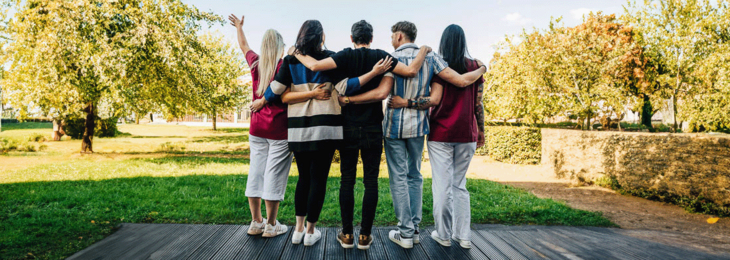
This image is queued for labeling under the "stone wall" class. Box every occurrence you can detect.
[541,128,730,207]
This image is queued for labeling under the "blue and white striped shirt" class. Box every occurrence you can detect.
[383,43,449,139]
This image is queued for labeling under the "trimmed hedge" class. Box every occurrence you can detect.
[477,126,541,165]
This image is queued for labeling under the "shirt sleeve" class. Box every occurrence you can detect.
[382,51,399,73]
[430,53,449,75]
[330,49,350,71]
[264,57,292,102]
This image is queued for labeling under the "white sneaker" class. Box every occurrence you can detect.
[431,231,452,247]
[262,220,288,238]
[413,230,420,244]
[303,229,322,246]
[292,228,305,244]
[389,230,413,249]
[247,218,267,235]
[452,236,471,249]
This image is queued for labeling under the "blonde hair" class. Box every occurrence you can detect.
[254,29,286,97]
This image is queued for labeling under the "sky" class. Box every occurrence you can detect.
[182,0,626,62]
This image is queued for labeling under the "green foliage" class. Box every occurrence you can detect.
[477,126,542,164]
[63,117,120,139]
[95,117,120,138]
[0,137,18,153]
[27,133,47,142]
[157,142,187,152]
[0,157,614,259]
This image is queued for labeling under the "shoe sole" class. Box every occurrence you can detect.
[304,240,319,246]
[431,234,451,247]
[336,237,354,249]
[357,243,372,250]
[262,231,286,238]
[389,237,413,249]
[248,230,264,236]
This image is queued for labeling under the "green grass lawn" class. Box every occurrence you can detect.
[0,122,614,260]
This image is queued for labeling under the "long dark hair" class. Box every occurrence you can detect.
[294,20,325,56]
[438,24,471,74]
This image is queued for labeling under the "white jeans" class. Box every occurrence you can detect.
[246,135,293,201]
[427,141,476,241]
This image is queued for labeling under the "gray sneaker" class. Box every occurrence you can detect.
[247,218,267,235]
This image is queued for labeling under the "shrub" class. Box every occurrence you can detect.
[63,117,120,139]
[157,142,186,152]
[19,143,37,152]
[28,133,48,142]
[0,138,19,153]
[477,126,541,165]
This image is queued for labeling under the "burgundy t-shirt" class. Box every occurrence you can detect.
[428,59,485,143]
[247,50,287,140]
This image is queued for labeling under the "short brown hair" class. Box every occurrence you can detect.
[391,21,417,42]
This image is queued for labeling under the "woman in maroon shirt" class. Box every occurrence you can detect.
[229,14,291,238]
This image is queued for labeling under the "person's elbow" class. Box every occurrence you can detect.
[404,68,418,78]
[375,90,390,100]
[309,63,325,72]
[432,98,442,106]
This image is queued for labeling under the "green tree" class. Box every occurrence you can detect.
[1,0,222,152]
[625,0,720,131]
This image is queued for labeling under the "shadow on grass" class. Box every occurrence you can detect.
[212,128,250,133]
[0,174,614,260]
[189,135,249,143]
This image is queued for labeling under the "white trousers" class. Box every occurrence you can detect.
[427,141,476,241]
[245,135,293,201]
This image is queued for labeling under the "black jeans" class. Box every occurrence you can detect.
[340,126,383,236]
[294,148,336,223]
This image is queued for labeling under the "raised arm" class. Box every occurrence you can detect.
[475,82,485,148]
[293,54,338,72]
[388,81,444,110]
[335,57,393,96]
[228,14,251,54]
[436,66,486,88]
[391,46,431,77]
[339,75,394,106]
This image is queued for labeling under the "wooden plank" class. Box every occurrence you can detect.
[415,228,454,260]
[476,231,528,260]
[146,225,205,260]
[375,228,410,260]
[100,224,170,259]
[67,223,148,260]
[535,229,606,259]
[506,231,568,260]
[185,225,239,260]
[148,224,221,260]
[207,225,253,260]
[279,227,305,260]
[490,231,549,260]
[402,232,429,260]
[115,224,192,259]
[467,229,507,260]
[553,227,652,260]
[232,228,267,260]
[320,228,340,260]
[256,225,293,260]
[570,227,716,260]
[366,228,390,260]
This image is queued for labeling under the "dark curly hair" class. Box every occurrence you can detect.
[391,21,417,42]
[294,20,325,56]
[351,20,373,45]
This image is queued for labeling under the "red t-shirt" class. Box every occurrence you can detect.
[428,59,485,143]
[246,50,287,140]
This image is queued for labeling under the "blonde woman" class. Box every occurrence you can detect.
[229,14,291,238]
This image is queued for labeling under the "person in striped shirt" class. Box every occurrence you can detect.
[261,20,393,247]
[341,21,486,249]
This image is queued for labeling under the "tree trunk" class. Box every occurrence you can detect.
[672,90,679,132]
[52,119,66,141]
[149,113,153,123]
[212,109,217,131]
[135,112,140,125]
[640,95,654,130]
[81,103,96,154]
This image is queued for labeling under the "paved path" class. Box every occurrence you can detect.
[67,223,729,260]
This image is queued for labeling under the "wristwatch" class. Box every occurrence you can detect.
[344,96,351,104]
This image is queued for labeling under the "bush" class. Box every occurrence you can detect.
[0,138,19,153]
[28,133,48,142]
[63,117,120,139]
[477,126,541,165]
[157,142,186,152]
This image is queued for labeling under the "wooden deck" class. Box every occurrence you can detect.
[67,223,728,260]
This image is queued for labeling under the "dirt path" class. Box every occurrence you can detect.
[461,156,730,254]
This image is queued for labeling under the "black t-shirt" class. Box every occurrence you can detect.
[330,47,399,129]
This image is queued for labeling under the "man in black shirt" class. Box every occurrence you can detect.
[292,20,430,250]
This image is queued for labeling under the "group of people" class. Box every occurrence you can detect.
[229,14,486,250]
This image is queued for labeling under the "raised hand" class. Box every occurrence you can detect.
[371,57,393,75]
[311,84,331,100]
[228,14,244,28]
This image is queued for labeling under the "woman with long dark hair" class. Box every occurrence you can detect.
[427,24,485,249]
[263,20,392,246]
[229,14,291,238]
